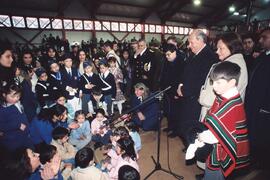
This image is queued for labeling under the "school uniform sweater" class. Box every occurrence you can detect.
[0,104,33,151]
[79,73,99,94]
[98,71,116,98]
[35,80,51,108]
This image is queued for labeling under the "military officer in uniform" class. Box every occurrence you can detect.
[132,39,155,92]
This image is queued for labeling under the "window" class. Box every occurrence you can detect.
[26,17,38,28]
[0,15,11,27]
[156,25,162,33]
[144,24,149,32]
[179,27,184,34]
[149,24,155,33]
[63,19,73,30]
[84,20,93,30]
[167,26,173,34]
[12,16,25,28]
[174,26,179,34]
[94,21,102,30]
[111,22,119,31]
[102,21,110,31]
[184,27,189,35]
[39,18,51,29]
[119,22,127,31]
[74,20,83,30]
[52,19,62,29]
[135,24,142,32]
[127,23,135,32]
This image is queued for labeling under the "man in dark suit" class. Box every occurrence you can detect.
[160,44,185,137]
[132,39,155,91]
[176,29,218,144]
[245,28,270,169]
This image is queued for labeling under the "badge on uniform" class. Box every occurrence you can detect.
[144,62,151,72]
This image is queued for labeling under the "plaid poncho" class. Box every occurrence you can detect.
[203,94,250,177]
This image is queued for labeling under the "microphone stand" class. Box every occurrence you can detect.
[144,86,184,180]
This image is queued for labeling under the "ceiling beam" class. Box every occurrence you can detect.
[208,0,249,26]
[193,0,247,27]
[160,0,191,24]
[102,1,148,9]
[139,0,168,23]
[79,0,104,19]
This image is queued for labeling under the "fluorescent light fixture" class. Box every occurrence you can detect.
[229,5,235,12]
[193,0,201,6]
[233,12,239,15]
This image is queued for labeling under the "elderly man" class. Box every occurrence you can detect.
[245,28,270,169]
[132,39,155,91]
[176,29,218,146]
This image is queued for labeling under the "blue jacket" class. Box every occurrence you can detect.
[28,168,63,180]
[70,120,91,140]
[0,104,33,151]
[29,118,54,145]
[131,94,159,131]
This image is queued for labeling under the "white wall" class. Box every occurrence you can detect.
[66,31,91,44]
[0,29,62,44]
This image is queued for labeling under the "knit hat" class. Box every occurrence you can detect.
[48,58,58,67]
[83,61,93,69]
[35,67,47,77]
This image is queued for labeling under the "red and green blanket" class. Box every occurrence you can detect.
[203,94,250,177]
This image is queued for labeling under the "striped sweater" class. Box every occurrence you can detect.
[203,94,250,177]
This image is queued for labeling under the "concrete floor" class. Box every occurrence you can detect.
[137,121,269,180]
[137,122,203,180]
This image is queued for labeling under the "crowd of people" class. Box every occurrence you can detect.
[0,27,270,180]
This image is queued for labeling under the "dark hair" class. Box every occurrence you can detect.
[104,41,112,49]
[47,47,56,53]
[117,138,136,161]
[95,108,105,116]
[164,44,177,53]
[126,122,139,133]
[166,36,177,43]
[74,110,86,121]
[75,147,94,168]
[92,86,102,96]
[52,126,69,140]
[217,33,243,55]
[50,104,67,118]
[210,61,241,85]
[108,56,117,63]
[113,126,130,139]
[22,50,33,57]
[39,144,57,164]
[2,148,33,180]
[0,83,22,104]
[118,165,140,180]
[242,33,255,42]
[0,42,12,56]
[99,60,109,67]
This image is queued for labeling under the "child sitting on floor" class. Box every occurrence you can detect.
[71,147,109,180]
[69,110,92,150]
[91,108,112,148]
[51,126,77,166]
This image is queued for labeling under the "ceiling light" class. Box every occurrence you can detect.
[233,12,239,16]
[193,0,201,6]
[242,14,247,17]
[229,5,236,12]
